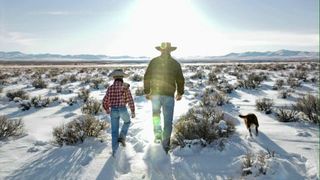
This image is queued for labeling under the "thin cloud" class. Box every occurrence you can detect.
[28,11,75,16]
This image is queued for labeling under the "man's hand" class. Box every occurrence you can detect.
[176,94,182,101]
[131,112,136,118]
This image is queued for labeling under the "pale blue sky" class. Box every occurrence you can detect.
[0,0,318,56]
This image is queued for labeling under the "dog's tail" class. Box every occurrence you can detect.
[239,114,246,118]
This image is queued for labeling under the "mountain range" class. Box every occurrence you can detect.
[0,49,318,61]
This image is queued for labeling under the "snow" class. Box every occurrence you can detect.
[0,62,319,180]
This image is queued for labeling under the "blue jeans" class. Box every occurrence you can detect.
[110,106,131,153]
[151,95,175,148]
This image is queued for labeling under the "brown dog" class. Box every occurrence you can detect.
[239,114,259,137]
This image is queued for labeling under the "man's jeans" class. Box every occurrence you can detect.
[151,95,175,149]
[110,106,131,153]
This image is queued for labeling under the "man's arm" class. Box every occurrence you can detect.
[176,63,185,96]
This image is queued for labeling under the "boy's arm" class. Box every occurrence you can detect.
[126,89,135,115]
[102,89,110,113]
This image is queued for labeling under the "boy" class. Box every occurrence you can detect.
[102,69,135,157]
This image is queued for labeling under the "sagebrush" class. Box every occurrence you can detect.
[53,115,109,146]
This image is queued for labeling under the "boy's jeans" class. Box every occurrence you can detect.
[151,95,175,149]
[110,106,131,153]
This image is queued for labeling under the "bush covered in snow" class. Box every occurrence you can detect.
[90,78,104,89]
[275,106,298,122]
[52,115,109,146]
[273,79,285,90]
[172,93,235,148]
[31,95,51,108]
[293,94,319,124]
[32,78,47,89]
[78,88,90,102]
[238,73,264,89]
[135,87,144,96]
[130,74,143,82]
[190,70,206,80]
[6,89,29,101]
[256,98,273,114]
[81,98,101,115]
[241,150,275,177]
[287,77,301,88]
[0,115,24,140]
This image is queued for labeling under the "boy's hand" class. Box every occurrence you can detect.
[131,112,136,118]
[176,94,182,101]
[145,94,151,100]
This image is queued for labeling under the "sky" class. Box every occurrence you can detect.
[0,0,318,57]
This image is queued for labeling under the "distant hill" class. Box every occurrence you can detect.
[0,49,318,61]
[0,51,148,61]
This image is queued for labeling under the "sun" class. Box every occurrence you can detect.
[109,0,223,57]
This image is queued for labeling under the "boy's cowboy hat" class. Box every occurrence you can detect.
[108,69,129,78]
[155,42,177,52]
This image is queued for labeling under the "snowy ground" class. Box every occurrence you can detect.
[0,62,319,180]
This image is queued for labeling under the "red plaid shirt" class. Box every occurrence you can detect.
[102,80,135,113]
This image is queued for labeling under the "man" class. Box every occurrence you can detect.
[103,69,135,157]
[144,42,185,153]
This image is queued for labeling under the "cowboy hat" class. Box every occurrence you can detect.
[155,42,177,52]
[108,69,129,78]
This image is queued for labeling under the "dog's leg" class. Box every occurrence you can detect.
[248,128,252,137]
[256,126,259,136]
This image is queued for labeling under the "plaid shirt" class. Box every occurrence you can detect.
[102,80,135,113]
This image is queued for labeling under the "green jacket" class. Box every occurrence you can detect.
[144,55,185,97]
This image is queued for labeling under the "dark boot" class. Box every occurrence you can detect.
[118,137,126,147]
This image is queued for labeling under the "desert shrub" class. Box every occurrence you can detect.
[81,98,101,115]
[256,98,273,114]
[32,78,47,89]
[172,94,235,148]
[55,86,62,93]
[216,82,234,94]
[278,90,290,99]
[19,100,32,111]
[238,73,264,89]
[90,78,104,89]
[52,115,109,146]
[0,115,24,140]
[78,88,90,102]
[293,94,319,124]
[130,74,143,82]
[273,79,284,90]
[291,71,307,81]
[65,97,77,106]
[213,91,229,106]
[6,89,29,101]
[208,72,218,84]
[190,70,205,80]
[69,74,78,82]
[60,78,68,85]
[242,152,254,176]
[275,106,298,122]
[287,77,301,88]
[31,96,51,108]
[135,87,144,96]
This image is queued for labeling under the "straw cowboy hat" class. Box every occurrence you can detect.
[155,42,177,52]
[108,69,129,78]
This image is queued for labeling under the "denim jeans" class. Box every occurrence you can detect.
[110,106,131,153]
[151,95,175,149]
